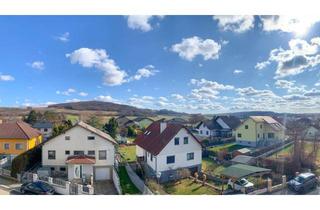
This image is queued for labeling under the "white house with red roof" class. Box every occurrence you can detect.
[135,121,202,183]
[42,121,117,182]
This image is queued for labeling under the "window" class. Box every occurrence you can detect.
[65,150,70,155]
[166,155,175,164]
[150,154,153,161]
[88,150,95,156]
[65,136,70,140]
[257,134,260,138]
[268,133,275,139]
[44,128,48,132]
[260,125,262,129]
[200,130,203,134]
[237,133,242,138]
[87,136,95,140]
[4,143,9,150]
[50,167,55,171]
[60,167,66,172]
[206,131,209,135]
[174,137,179,145]
[74,151,85,155]
[245,125,248,129]
[99,150,107,160]
[187,152,194,161]
[15,143,23,150]
[184,137,188,144]
[48,150,56,160]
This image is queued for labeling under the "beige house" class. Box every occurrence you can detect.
[235,116,285,147]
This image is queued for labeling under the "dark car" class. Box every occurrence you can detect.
[288,172,318,194]
[20,181,55,195]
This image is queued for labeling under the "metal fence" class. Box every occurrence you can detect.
[52,178,67,187]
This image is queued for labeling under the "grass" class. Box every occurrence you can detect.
[118,166,140,194]
[270,144,293,158]
[65,114,79,124]
[118,145,136,162]
[207,143,246,154]
[202,158,226,176]
[163,179,219,195]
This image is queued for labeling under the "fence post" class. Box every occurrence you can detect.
[295,172,299,177]
[66,181,71,194]
[48,177,53,184]
[17,174,21,182]
[32,173,38,182]
[88,185,94,195]
[282,175,287,188]
[77,184,83,195]
[267,178,272,193]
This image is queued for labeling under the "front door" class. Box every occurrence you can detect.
[74,165,83,179]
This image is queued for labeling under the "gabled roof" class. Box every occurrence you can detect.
[135,121,202,155]
[43,121,117,145]
[236,116,285,131]
[216,116,241,130]
[0,121,42,139]
[66,155,96,164]
[33,122,53,129]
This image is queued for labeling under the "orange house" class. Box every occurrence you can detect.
[0,121,42,157]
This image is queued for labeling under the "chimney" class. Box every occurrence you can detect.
[0,119,2,124]
[160,122,167,133]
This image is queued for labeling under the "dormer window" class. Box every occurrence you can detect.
[174,137,179,145]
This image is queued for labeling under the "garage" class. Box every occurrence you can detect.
[95,167,111,180]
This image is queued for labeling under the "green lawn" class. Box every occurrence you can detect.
[163,179,219,195]
[118,145,136,162]
[202,158,226,176]
[118,166,140,194]
[207,143,246,154]
[270,144,293,158]
[65,114,79,124]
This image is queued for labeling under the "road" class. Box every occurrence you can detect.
[0,176,22,195]
[271,186,320,195]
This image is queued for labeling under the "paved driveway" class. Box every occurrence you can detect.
[271,186,320,195]
[0,176,21,195]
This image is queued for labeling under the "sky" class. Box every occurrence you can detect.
[1,15,320,114]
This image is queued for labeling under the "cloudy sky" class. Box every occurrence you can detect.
[1,15,320,113]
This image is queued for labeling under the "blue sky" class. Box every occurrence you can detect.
[1,15,320,113]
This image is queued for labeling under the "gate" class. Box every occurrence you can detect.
[69,183,78,195]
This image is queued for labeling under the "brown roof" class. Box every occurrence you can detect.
[66,155,96,164]
[0,121,41,139]
[135,121,202,156]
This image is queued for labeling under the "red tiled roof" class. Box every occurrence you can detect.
[134,121,202,156]
[66,155,96,164]
[0,121,42,139]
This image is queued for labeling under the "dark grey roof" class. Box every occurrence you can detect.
[216,115,241,129]
[231,155,255,165]
[221,164,271,179]
[32,122,53,129]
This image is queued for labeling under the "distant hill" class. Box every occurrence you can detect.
[48,101,187,117]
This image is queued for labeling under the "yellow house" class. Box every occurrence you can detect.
[0,121,42,157]
[235,116,285,147]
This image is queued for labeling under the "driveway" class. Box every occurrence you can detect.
[271,186,320,195]
[0,176,22,195]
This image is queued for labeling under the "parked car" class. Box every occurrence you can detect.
[228,178,254,193]
[288,172,318,193]
[20,181,55,195]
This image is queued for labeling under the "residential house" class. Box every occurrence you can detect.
[42,121,117,182]
[196,115,241,138]
[116,116,132,128]
[135,121,202,183]
[303,126,320,140]
[235,116,285,147]
[32,122,53,140]
[166,117,188,125]
[0,121,42,158]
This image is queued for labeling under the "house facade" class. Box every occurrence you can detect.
[0,121,42,158]
[32,122,53,140]
[303,126,320,140]
[196,116,241,138]
[135,121,202,183]
[235,116,285,147]
[42,121,117,181]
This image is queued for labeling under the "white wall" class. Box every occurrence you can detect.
[153,128,202,173]
[197,123,211,137]
[42,126,115,167]
[136,145,144,157]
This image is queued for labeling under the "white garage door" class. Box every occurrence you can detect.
[95,167,111,180]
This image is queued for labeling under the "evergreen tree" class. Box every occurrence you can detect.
[103,117,118,138]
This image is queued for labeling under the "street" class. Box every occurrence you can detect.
[0,176,22,195]
[271,186,320,195]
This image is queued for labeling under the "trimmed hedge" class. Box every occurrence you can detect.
[11,146,42,178]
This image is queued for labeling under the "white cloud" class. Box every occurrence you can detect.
[275,79,295,89]
[190,78,234,90]
[79,92,88,97]
[28,61,45,70]
[56,32,70,42]
[126,16,164,32]
[255,60,271,70]
[129,65,158,81]
[171,93,184,101]
[236,86,278,98]
[159,96,168,102]
[260,16,320,36]
[66,48,127,86]
[171,36,222,61]
[0,74,15,81]
[213,15,255,33]
[258,37,320,78]
[95,95,118,103]
[56,88,76,96]
[233,69,243,74]
[65,98,81,103]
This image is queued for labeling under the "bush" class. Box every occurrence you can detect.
[11,146,42,178]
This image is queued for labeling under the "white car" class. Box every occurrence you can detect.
[228,178,254,192]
